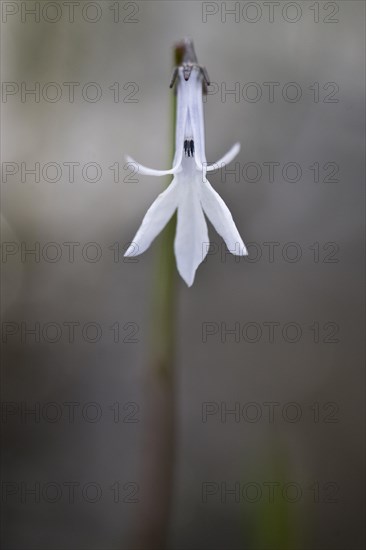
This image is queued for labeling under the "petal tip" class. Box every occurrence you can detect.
[124,242,141,257]
[182,274,195,287]
[231,142,241,158]
[238,243,248,256]
[123,247,134,257]
[176,264,196,287]
[240,242,248,256]
[176,260,197,287]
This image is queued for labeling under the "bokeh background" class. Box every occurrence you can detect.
[1,1,365,549]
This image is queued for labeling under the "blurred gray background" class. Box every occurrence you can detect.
[1,1,365,549]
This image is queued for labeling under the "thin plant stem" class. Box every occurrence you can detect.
[135,47,180,550]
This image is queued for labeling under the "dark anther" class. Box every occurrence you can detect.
[183,65,193,81]
[184,139,195,157]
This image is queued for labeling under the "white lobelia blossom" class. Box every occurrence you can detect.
[125,39,247,286]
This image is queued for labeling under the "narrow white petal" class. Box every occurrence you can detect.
[174,177,209,286]
[195,81,206,160]
[125,155,180,177]
[173,68,189,166]
[125,178,180,257]
[206,143,241,172]
[187,69,207,168]
[200,179,247,256]
[125,68,190,176]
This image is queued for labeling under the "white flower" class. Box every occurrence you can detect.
[125,56,247,286]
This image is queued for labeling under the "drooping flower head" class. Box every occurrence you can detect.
[125,38,247,286]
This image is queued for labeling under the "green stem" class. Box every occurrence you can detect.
[135,54,178,550]
[150,90,177,375]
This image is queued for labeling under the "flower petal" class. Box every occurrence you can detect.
[174,178,209,286]
[200,178,247,256]
[124,178,180,257]
[125,68,189,176]
[125,155,180,177]
[206,142,241,172]
[187,68,207,169]
[172,68,189,167]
